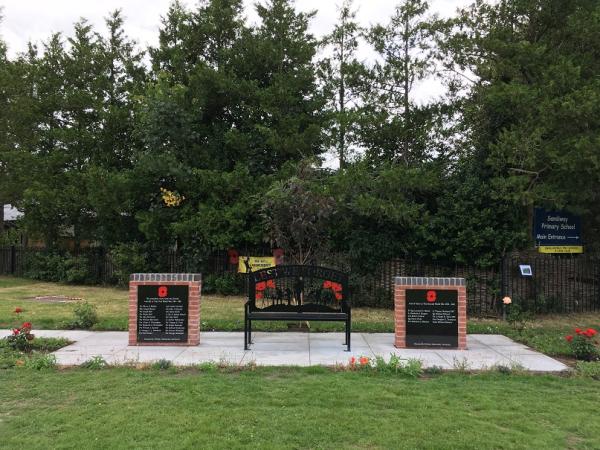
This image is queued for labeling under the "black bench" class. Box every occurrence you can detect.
[244,265,351,351]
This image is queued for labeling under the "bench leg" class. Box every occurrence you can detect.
[244,316,249,350]
[345,318,351,352]
[248,320,252,345]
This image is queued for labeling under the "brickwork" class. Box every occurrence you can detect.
[128,273,201,346]
[394,277,467,350]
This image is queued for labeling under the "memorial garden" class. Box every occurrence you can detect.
[2,0,600,447]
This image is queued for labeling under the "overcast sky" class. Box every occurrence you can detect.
[0,0,471,56]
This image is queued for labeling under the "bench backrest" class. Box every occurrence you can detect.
[248,265,349,313]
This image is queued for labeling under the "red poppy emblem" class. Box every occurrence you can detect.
[426,291,437,303]
[158,286,168,298]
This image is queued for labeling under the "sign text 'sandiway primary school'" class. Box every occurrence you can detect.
[534,208,583,254]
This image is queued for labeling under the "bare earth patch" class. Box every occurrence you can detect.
[28,295,84,303]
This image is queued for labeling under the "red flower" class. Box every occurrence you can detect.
[586,328,597,337]
[12,328,20,335]
[349,356,356,366]
[359,356,369,366]
[575,328,582,334]
[255,281,266,291]
[335,292,343,301]
[323,280,332,289]
[331,282,342,292]
[14,307,23,314]
[266,279,276,289]
[565,335,573,342]
[427,291,437,303]
[21,322,32,330]
[255,292,264,300]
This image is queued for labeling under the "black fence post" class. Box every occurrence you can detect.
[10,245,16,275]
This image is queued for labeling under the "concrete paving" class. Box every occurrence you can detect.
[0,330,568,372]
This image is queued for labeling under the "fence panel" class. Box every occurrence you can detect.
[1,246,600,316]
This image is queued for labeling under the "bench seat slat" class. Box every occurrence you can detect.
[248,312,348,321]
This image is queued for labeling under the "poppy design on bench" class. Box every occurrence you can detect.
[244,265,351,351]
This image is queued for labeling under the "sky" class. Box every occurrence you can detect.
[0,0,471,57]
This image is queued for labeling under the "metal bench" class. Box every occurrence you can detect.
[244,265,351,351]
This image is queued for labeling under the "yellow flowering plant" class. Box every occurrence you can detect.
[160,187,185,207]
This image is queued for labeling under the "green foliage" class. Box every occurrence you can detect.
[23,353,57,370]
[152,359,173,370]
[23,252,69,282]
[566,328,599,361]
[69,302,98,329]
[202,273,243,296]
[262,161,336,265]
[108,242,150,286]
[4,324,34,352]
[82,356,108,370]
[3,0,600,270]
[0,228,22,246]
[506,302,533,333]
[574,361,600,380]
[371,355,423,378]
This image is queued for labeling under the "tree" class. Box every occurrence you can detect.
[362,0,435,165]
[319,0,364,168]
[440,0,600,247]
[245,0,326,172]
[0,14,8,230]
[262,161,335,265]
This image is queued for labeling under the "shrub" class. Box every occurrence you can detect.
[349,355,423,378]
[23,252,68,282]
[24,354,57,370]
[68,302,98,329]
[202,273,243,296]
[5,322,35,352]
[64,254,93,284]
[196,361,219,372]
[109,242,150,286]
[423,365,444,376]
[574,361,600,379]
[82,356,107,369]
[565,328,599,361]
[506,301,532,333]
[152,359,172,370]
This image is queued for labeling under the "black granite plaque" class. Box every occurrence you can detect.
[137,285,188,343]
[406,289,458,348]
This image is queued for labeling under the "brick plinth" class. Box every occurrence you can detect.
[394,277,467,350]
[128,273,202,346]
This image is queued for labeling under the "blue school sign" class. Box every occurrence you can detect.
[534,208,583,253]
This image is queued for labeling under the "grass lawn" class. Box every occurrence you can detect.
[0,367,599,449]
[0,276,393,332]
[1,276,599,359]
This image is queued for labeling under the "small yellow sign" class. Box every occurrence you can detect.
[538,246,584,254]
[238,256,276,273]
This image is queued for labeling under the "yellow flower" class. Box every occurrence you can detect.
[160,188,184,207]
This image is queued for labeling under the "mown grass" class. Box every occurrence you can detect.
[1,276,599,358]
[0,367,599,449]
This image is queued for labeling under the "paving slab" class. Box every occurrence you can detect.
[0,329,570,372]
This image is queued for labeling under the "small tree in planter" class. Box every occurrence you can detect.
[261,161,336,265]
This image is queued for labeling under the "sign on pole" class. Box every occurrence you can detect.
[534,208,583,254]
